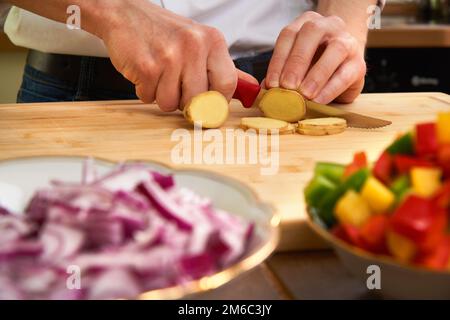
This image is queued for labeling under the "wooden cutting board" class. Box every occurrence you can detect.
[0,92,449,251]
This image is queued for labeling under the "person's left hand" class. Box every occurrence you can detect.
[265,11,367,104]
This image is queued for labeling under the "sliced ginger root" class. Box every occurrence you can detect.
[240,117,295,134]
[184,91,229,129]
[259,88,306,123]
[297,117,347,136]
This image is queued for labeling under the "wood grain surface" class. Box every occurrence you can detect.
[1,92,449,251]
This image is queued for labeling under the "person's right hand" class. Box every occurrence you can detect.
[98,0,254,111]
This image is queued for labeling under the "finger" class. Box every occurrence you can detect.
[266,11,322,89]
[207,41,237,102]
[180,56,208,108]
[237,69,259,85]
[314,58,366,104]
[279,18,339,90]
[155,67,182,112]
[299,37,354,99]
[134,60,161,104]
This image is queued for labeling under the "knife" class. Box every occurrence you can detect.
[233,79,392,129]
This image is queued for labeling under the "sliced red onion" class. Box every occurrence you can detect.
[0,240,42,261]
[40,224,84,261]
[0,162,255,300]
[0,206,10,215]
[82,157,97,185]
[87,268,141,300]
[136,181,193,231]
[151,172,174,190]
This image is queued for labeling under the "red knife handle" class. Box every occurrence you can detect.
[233,78,262,108]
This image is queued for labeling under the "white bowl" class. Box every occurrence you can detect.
[307,209,450,299]
[0,156,280,299]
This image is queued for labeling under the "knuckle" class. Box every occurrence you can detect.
[313,62,332,78]
[302,11,322,20]
[329,38,352,56]
[182,27,206,46]
[160,49,178,66]
[328,15,345,28]
[302,20,322,33]
[279,26,298,40]
[216,77,237,95]
[207,27,225,43]
[287,52,309,68]
[139,60,159,80]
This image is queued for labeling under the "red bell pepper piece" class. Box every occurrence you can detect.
[414,237,450,271]
[434,181,450,209]
[344,152,368,178]
[394,155,435,174]
[332,224,363,248]
[373,152,394,184]
[438,144,450,177]
[415,122,438,158]
[390,195,447,253]
[359,215,390,254]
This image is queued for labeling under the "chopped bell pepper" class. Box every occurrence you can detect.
[411,167,442,198]
[344,152,368,178]
[360,215,389,254]
[387,230,416,262]
[332,224,362,247]
[394,155,434,174]
[437,112,450,144]
[335,190,372,227]
[437,144,450,177]
[361,176,395,214]
[390,195,448,253]
[373,152,394,184]
[317,169,370,227]
[387,132,415,155]
[314,162,345,184]
[304,175,336,208]
[390,175,411,200]
[415,122,438,158]
[414,237,450,271]
[434,182,450,209]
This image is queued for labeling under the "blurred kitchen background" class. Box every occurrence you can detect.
[0,0,449,103]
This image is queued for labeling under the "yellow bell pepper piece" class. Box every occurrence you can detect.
[437,112,450,144]
[387,231,416,262]
[411,167,442,198]
[361,176,395,214]
[335,190,371,227]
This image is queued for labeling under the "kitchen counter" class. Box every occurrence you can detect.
[0,93,450,251]
[198,250,373,300]
[368,24,450,48]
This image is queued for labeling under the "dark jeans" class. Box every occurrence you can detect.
[17,51,273,103]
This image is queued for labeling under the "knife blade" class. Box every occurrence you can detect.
[305,100,392,129]
[233,79,392,129]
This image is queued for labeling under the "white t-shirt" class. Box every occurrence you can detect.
[3,0,314,59]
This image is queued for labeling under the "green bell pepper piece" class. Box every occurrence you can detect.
[315,168,370,227]
[390,175,411,204]
[314,162,345,184]
[386,132,415,155]
[304,175,337,208]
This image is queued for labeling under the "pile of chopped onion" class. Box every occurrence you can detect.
[0,161,254,299]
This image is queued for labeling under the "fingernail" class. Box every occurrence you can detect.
[315,91,332,104]
[300,81,318,98]
[281,73,297,90]
[267,74,279,88]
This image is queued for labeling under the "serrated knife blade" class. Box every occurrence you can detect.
[305,100,392,129]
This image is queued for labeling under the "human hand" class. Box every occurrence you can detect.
[99,0,256,111]
[265,11,367,104]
